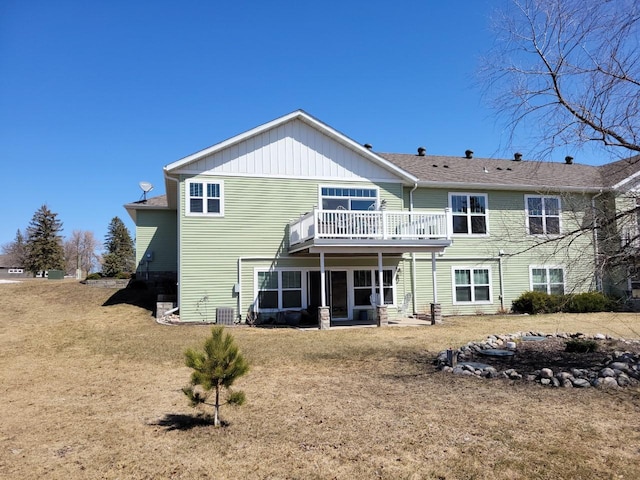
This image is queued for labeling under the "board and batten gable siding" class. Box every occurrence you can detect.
[405,187,597,315]
[178,174,404,322]
[172,118,402,183]
[134,209,177,274]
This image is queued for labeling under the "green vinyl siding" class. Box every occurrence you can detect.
[176,174,599,321]
[404,187,597,315]
[178,174,403,322]
[134,209,177,274]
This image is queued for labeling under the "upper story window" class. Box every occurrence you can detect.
[320,186,377,211]
[449,193,488,235]
[186,179,224,216]
[526,195,560,235]
[530,266,565,295]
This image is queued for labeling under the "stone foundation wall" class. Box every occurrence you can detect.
[85,279,131,288]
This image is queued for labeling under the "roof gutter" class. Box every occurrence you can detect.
[415,180,607,194]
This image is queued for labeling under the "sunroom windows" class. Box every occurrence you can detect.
[186,179,224,216]
[254,268,395,312]
[449,193,488,235]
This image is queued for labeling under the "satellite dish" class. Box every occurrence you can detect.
[139,181,154,201]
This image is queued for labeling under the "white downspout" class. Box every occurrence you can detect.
[592,190,604,292]
[409,182,418,314]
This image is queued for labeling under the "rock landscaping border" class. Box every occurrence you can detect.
[435,332,640,389]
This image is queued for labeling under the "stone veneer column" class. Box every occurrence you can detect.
[430,303,442,325]
[376,306,388,327]
[318,306,331,330]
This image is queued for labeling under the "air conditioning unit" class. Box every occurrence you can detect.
[216,307,235,325]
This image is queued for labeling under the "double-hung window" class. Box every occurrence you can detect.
[453,267,491,303]
[449,193,488,235]
[257,270,303,310]
[186,179,224,216]
[526,195,560,235]
[530,266,565,295]
[321,187,378,211]
[353,269,394,306]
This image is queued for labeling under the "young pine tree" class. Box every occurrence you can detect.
[102,217,134,277]
[183,327,249,427]
[24,205,65,275]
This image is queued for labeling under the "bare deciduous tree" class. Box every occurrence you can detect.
[482,0,640,298]
[64,230,100,277]
[483,0,640,156]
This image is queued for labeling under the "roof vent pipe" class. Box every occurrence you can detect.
[465,149,474,159]
[364,143,373,150]
[565,156,574,164]
[417,147,426,156]
[513,152,523,161]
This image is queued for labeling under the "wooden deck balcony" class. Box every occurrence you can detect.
[288,208,452,253]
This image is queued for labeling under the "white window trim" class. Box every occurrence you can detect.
[254,268,305,312]
[252,266,397,313]
[185,179,224,217]
[524,194,562,236]
[451,266,493,305]
[529,265,566,295]
[448,192,490,237]
[352,268,396,307]
[318,184,380,210]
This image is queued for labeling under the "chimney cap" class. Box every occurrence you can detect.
[465,149,474,159]
[417,147,426,156]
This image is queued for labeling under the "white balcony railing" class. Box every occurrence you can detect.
[289,208,452,246]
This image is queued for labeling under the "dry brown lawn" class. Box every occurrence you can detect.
[1,280,640,479]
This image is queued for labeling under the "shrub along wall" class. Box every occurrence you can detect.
[512,291,613,315]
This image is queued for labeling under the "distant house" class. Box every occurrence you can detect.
[125,110,640,326]
[0,255,27,279]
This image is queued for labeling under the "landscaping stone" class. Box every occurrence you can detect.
[571,378,591,388]
[434,331,640,392]
[539,368,554,379]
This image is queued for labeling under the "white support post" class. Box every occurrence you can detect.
[378,252,384,306]
[431,252,438,304]
[320,252,326,307]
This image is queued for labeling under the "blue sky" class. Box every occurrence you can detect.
[0,0,600,248]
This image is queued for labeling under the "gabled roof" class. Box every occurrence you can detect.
[379,153,607,192]
[600,155,640,190]
[164,109,417,182]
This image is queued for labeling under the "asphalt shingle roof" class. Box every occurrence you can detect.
[379,153,606,191]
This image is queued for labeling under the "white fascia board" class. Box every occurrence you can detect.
[416,180,606,193]
[163,110,417,184]
[612,169,640,190]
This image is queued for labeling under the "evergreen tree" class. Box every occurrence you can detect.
[24,205,65,275]
[1,229,27,267]
[183,327,249,427]
[102,217,134,277]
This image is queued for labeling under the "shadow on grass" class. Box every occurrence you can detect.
[102,284,157,315]
[151,413,218,431]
